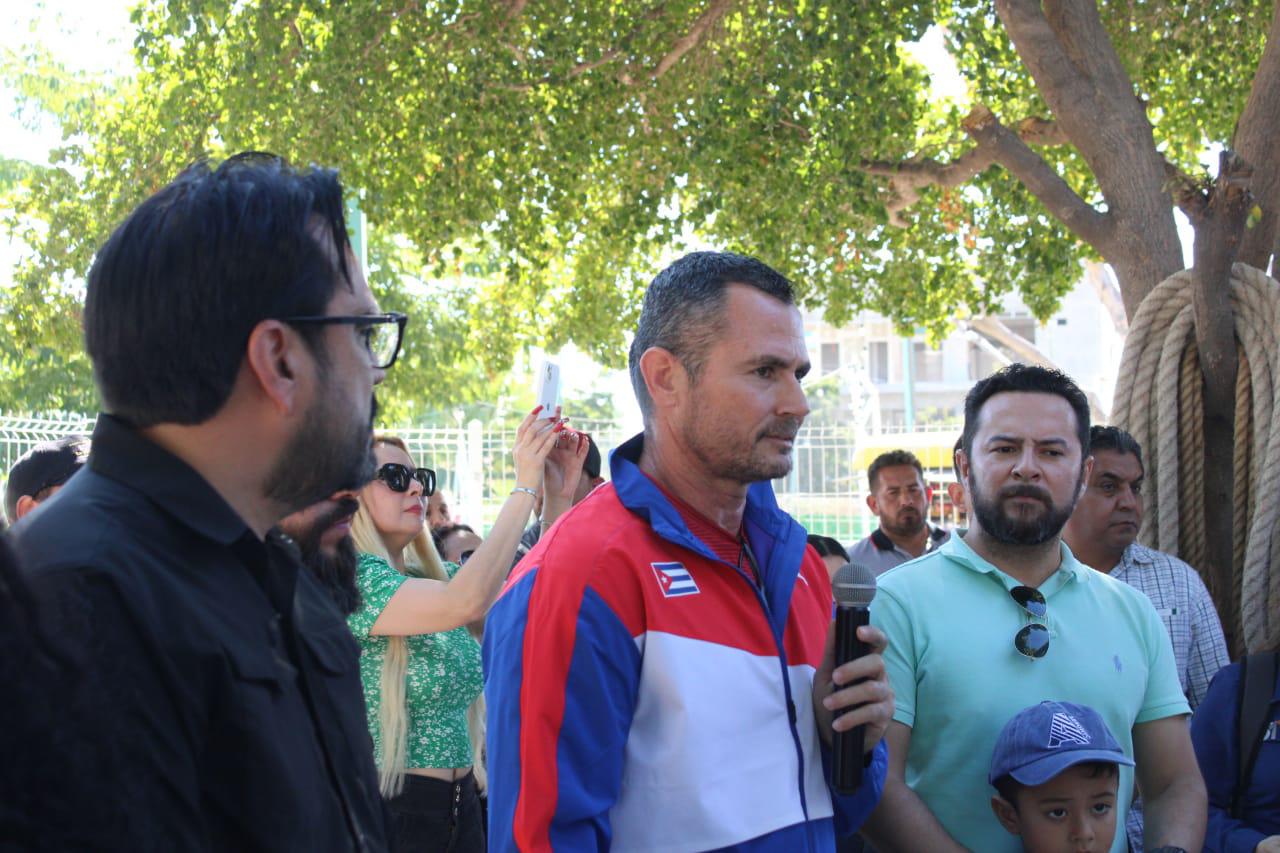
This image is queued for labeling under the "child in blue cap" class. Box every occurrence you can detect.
[989,700,1136,853]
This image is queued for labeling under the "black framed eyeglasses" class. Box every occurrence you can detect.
[375,463,436,496]
[279,312,408,369]
[1010,585,1050,659]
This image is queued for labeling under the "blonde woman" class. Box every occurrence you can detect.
[348,407,588,853]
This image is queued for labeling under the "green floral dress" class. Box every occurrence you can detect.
[348,553,483,769]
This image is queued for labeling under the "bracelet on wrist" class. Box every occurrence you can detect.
[511,486,538,499]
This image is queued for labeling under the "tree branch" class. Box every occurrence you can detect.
[963,106,1115,256]
[650,0,735,79]
[1083,261,1129,336]
[1164,157,1211,219]
[859,113,1067,226]
[502,0,529,29]
[967,316,1109,420]
[1234,0,1280,269]
[1040,0,1135,106]
[498,50,626,92]
[361,0,421,62]
[994,0,1099,122]
[859,107,1114,257]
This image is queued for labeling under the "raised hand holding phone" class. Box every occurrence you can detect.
[534,359,561,419]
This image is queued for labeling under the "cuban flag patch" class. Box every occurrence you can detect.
[651,562,700,598]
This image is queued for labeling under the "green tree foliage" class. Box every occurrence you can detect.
[2,0,1273,414]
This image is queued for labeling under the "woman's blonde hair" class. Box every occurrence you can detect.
[352,435,487,797]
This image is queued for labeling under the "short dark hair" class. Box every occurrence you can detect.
[628,251,795,418]
[436,523,476,541]
[992,761,1118,810]
[806,534,847,559]
[961,364,1090,462]
[1088,426,1144,472]
[868,450,924,492]
[84,152,354,427]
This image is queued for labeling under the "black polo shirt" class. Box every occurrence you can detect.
[11,414,388,852]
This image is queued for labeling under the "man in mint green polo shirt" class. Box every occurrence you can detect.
[861,364,1206,853]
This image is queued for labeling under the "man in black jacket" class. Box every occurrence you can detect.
[11,154,398,851]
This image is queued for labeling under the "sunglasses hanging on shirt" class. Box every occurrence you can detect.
[1010,585,1050,659]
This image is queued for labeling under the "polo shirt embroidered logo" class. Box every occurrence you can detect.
[651,562,700,598]
[1048,712,1092,748]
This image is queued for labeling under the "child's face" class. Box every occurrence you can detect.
[991,764,1119,853]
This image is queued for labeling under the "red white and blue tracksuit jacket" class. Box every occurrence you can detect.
[483,434,888,852]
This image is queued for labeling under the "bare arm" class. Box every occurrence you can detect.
[1135,715,1207,852]
[860,721,970,853]
[371,408,563,635]
[538,430,591,529]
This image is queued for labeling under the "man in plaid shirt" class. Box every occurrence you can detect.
[1064,424,1229,851]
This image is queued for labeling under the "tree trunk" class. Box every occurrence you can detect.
[1189,152,1252,655]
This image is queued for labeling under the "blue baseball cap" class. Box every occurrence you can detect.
[988,700,1134,787]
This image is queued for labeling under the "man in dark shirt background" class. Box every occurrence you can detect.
[847,449,948,575]
[11,154,397,851]
[279,490,362,616]
[4,435,88,525]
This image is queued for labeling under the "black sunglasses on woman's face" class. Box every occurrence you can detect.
[375,463,435,496]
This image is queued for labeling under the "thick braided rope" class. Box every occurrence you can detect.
[1178,343,1206,571]
[1115,274,1193,546]
[1234,266,1280,649]
[1156,303,1196,553]
[1230,348,1252,615]
[1112,264,1280,652]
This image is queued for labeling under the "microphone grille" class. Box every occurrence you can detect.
[832,562,877,607]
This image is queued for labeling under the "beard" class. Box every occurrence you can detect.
[881,507,925,539]
[292,496,362,616]
[265,384,378,512]
[682,409,803,484]
[969,474,1081,546]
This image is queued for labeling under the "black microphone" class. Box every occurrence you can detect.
[830,562,877,795]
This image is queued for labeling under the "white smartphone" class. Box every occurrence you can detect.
[534,359,561,419]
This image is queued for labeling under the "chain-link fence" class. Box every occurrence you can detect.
[1,413,966,547]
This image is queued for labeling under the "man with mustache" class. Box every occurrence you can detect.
[11,154,393,851]
[279,492,362,616]
[848,450,948,575]
[1063,426,1228,712]
[1063,425,1229,853]
[863,364,1205,853]
[483,251,893,851]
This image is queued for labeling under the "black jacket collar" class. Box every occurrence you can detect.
[871,524,947,552]
[87,413,251,546]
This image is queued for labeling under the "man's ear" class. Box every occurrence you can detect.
[865,493,879,514]
[991,794,1022,836]
[244,320,307,416]
[956,448,971,487]
[14,494,39,521]
[1079,454,1095,500]
[638,347,689,414]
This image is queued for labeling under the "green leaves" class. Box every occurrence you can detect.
[1,0,1264,415]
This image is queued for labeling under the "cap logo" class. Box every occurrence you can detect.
[1047,712,1091,748]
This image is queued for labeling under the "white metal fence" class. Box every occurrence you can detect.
[1,414,967,546]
